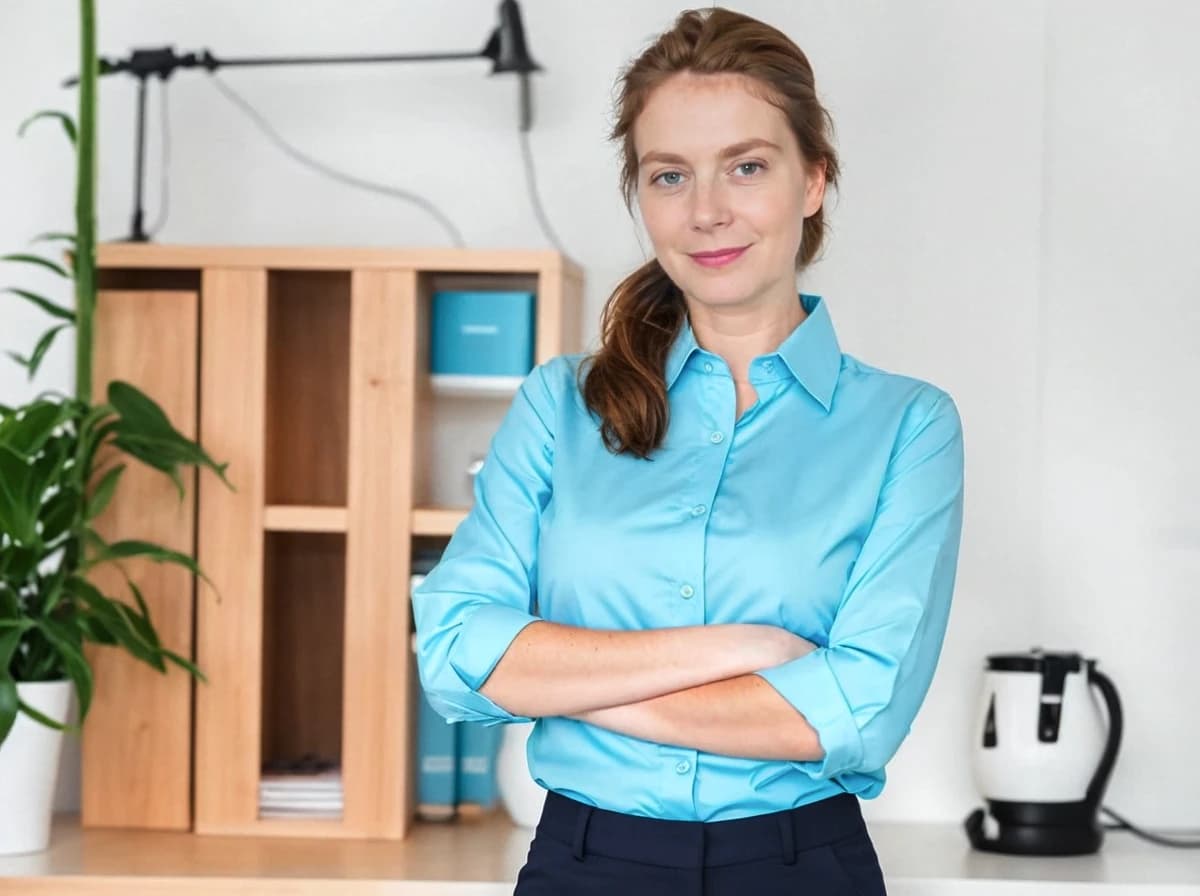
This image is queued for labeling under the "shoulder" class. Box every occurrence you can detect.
[513,352,590,432]
[837,353,962,442]
[523,353,587,405]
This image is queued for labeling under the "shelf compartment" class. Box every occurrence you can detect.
[265,270,350,507]
[260,531,346,822]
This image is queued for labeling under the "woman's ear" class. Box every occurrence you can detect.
[803,158,827,218]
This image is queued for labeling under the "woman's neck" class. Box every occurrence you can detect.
[686,288,807,383]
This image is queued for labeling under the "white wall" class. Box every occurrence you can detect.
[1,0,1196,829]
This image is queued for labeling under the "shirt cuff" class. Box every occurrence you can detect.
[755,647,864,779]
[447,603,540,691]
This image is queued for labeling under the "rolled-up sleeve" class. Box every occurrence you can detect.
[410,361,560,726]
[756,391,965,779]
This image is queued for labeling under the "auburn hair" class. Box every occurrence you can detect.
[580,7,841,459]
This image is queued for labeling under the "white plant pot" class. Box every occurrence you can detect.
[0,681,72,856]
[495,721,545,828]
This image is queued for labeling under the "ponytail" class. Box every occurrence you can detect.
[580,259,685,458]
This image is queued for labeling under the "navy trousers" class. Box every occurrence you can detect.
[513,790,887,895]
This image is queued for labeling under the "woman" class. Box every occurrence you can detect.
[413,7,964,894]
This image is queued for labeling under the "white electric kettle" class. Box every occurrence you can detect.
[964,648,1122,855]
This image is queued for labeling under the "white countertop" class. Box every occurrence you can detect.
[0,812,1196,895]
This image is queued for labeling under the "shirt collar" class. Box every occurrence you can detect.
[664,293,842,413]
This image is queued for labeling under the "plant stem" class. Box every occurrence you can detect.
[74,0,96,404]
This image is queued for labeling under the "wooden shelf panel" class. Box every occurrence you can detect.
[263,506,349,532]
[411,507,469,536]
[96,243,583,280]
[2,811,528,895]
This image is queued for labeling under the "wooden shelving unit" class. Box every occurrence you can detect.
[82,245,584,841]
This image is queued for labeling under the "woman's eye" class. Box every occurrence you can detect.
[653,171,683,186]
[736,162,764,176]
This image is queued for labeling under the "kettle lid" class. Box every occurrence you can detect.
[985,646,1091,673]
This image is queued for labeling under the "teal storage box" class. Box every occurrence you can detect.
[431,290,535,382]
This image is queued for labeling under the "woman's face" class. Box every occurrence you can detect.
[633,71,826,313]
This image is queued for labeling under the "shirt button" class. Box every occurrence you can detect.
[703,362,714,373]
[675,760,691,774]
[710,431,724,444]
[691,504,707,517]
[679,584,695,599]
[764,360,775,372]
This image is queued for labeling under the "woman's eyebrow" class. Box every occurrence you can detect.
[638,138,782,167]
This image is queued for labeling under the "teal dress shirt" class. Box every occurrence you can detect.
[412,292,965,822]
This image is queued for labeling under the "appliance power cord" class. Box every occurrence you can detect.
[1102,806,1200,848]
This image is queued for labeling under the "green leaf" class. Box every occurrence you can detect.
[121,580,162,653]
[86,538,209,586]
[30,232,77,248]
[108,380,232,491]
[0,675,17,745]
[0,585,19,618]
[0,253,70,279]
[16,697,75,734]
[0,544,38,583]
[80,414,119,475]
[36,619,91,722]
[64,575,161,667]
[17,110,77,146]
[1,287,76,322]
[111,435,184,497]
[164,647,206,683]
[40,485,80,546]
[0,445,38,543]
[85,464,124,521]
[75,614,116,646]
[23,324,69,380]
[0,399,69,457]
[0,626,23,668]
[125,580,153,631]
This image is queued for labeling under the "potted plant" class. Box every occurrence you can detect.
[0,0,228,855]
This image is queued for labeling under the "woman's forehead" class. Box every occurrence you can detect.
[634,73,794,162]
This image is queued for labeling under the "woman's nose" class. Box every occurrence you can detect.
[689,181,732,232]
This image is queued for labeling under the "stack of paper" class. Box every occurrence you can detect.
[258,769,343,818]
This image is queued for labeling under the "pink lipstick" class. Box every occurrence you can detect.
[688,245,749,268]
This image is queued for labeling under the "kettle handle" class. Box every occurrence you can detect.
[1085,667,1123,808]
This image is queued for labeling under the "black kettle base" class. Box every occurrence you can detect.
[965,806,1104,855]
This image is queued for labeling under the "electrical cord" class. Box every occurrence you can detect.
[1101,805,1200,848]
[205,72,466,247]
[138,71,570,257]
[518,125,568,256]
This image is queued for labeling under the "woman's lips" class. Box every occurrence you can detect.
[688,245,749,268]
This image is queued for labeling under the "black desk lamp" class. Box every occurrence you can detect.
[64,0,541,243]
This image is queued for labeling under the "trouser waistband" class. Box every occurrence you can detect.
[536,790,866,869]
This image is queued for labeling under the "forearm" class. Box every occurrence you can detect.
[478,620,776,718]
[571,673,825,762]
